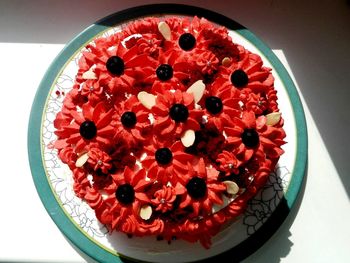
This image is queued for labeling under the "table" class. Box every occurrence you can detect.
[1,1,349,262]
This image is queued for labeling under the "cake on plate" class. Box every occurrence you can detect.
[53,16,286,248]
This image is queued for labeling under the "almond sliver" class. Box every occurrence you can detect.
[82,70,97,80]
[186,80,205,103]
[223,181,239,195]
[75,152,89,168]
[266,112,281,126]
[137,91,156,110]
[140,205,152,220]
[181,129,195,147]
[158,22,171,41]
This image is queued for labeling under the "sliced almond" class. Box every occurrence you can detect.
[222,57,231,67]
[223,181,239,195]
[158,21,171,41]
[140,205,152,220]
[75,152,89,168]
[186,80,205,103]
[137,91,156,109]
[82,70,97,80]
[266,112,281,126]
[181,129,195,147]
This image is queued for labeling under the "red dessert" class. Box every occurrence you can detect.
[53,16,286,248]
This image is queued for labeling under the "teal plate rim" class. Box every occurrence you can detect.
[28,4,308,263]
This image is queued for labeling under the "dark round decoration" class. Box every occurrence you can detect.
[205,96,223,115]
[169,103,189,122]
[115,183,135,205]
[186,177,207,199]
[121,111,137,128]
[106,56,125,75]
[241,128,260,148]
[179,33,196,51]
[156,64,173,81]
[231,69,248,88]
[155,147,173,165]
[79,120,97,140]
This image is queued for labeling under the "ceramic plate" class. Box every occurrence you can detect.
[28,4,307,263]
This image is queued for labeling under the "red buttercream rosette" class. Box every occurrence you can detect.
[53,15,287,248]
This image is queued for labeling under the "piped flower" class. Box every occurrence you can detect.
[105,167,157,234]
[178,159,226,217]
[142,140,192,185]
[112,95,152,148]
[80,79,106,105]
[201,78,241,131]
[225,111,261,162]
[151,186,177,213]
[220,48,276,104]
[87,147,112,174]
[152,90,202,139]
[225,111,286,162]
[54,102,114,153]
[126,33,164,60]
[216,150,242,176]
[77,37,156,97]
[145,50,194,93]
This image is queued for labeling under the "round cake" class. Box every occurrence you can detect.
[53,16,286,248]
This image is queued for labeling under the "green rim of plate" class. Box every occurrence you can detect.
[28,4,308,263]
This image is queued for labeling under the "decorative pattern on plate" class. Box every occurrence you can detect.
[243,166,290,235]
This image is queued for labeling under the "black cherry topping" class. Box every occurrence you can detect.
[115,184,135,205]
[156,64,173,81]
[186,177,207,199]
[121,111,137,128]
[179,33,196,51]
[241,129,260,148]
[230,69,248,88]
[155,148,173,165]
[106,56,124,75]
[79,120,97,140]
[205,96,223,115]
[169,104,189,122]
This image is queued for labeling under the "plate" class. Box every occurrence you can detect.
[28,4,307,263]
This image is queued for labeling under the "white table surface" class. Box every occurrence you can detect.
[0,1,349,262]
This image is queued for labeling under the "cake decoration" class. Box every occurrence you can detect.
[179,33,196,51]
[156,64,173,81]
[230,69,249,88]
[53,16,286,249]
[158,21,172,40]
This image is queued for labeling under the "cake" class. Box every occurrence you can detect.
[53,16,286,248]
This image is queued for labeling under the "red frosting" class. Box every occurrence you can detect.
[53,16,286,248]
